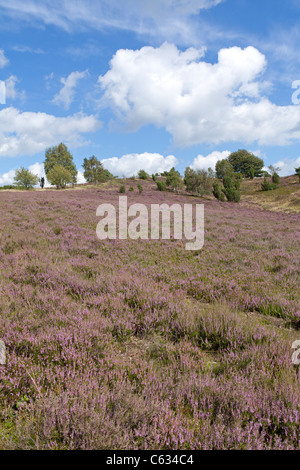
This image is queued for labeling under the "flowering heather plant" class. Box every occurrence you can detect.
[0,185,299,450]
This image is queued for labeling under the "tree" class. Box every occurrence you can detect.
[222,175,241,202]
[268,165,281,176]
[138,169,149,180]
[228,149,264,178]
[184,167,213,196]
[215,159,235,180]
[212,180,225,201]
[82,156,113,184]
[165,167,183,192]
[47,164,73,189]
[295,167,300,182]
[272,172,280,185]
[40,177,45,189]
[44,143,77,184]
[14,167,39,190]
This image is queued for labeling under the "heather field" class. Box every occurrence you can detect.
[0,182,299,450]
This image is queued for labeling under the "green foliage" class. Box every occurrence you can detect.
[228,149,264,177]
[44,142,77,184]
[138,169,149,180]
[129,186,134,191]
[249,167,255,180]
[212,180,226,201]
[47,165,73,189]
[13,167,39,190]
[261,176,278,191]
[82,156,113,184]
[156,181,166,191]
[165,167,183,192]
[222,175,241,202]
[152,174,157,182]
[184,167,213,196]
[137,183,143,194]
[119,185,126,193]
[0,185,14,190]
[272,172,280,185]
[215,159,235,180]
[295,167,300,182]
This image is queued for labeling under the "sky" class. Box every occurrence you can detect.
[1,0,300,186]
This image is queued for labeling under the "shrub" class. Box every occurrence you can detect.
[272,172,280,185]
[165,167,184,192]
[129,186,134,192]
[138,169,149,180]
[212,180,225,201]
[222,175,241,202]
[119,185,126,193]
[261,177,278,191]
[157,181,166,191]
[184,167,213,196]
[137,183,143,194]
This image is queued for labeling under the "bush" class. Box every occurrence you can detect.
[119,185,126,193]
[261,177,278,191]
[212,180,225,201]
[137,183,143,194]
[184,167,213,196]
[166,167,184,192]
[222,176,241,202]
[156,181,166,191]
[152,174,157,182]
[272,172,280,185]
[138,169,149,180]
[129,186,134,192]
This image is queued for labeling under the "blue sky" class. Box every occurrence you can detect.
[1,0,300,185]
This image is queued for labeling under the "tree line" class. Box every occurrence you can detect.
[10,143,300,199]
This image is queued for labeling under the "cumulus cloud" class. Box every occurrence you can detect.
[53,70,89,109]
[99,43,300,147]
[0,0,223,44]
[0,169,16,186]
[101,152,178,177]
[0,49,9,68]
[190,150,231,171]
[0,107,101,157]
[270,157,300,177]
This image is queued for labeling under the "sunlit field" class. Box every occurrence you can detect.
[0,182,299,450]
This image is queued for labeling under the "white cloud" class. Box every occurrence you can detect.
[5,75,26,101]
[53,70,89,109]
[0,49,9,68]
[270,157,300,176]
[12,45,44,54]
[99,43,300,147]
[0,169,15,186]
[0,0,223,44]
[190,150,231,170]
[0,107,102,157]
[101,152,178,177]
